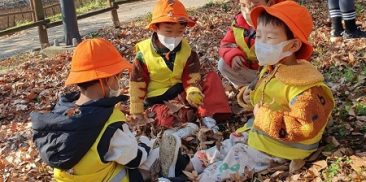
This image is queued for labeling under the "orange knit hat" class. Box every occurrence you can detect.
[250,1,314,60]
[147,0,196,30]
[65,38,132,86]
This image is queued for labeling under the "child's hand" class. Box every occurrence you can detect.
[232,56,245,71]
[187,91,204,108]
[131,114,146,126]
[242,87,252,104]
[186,87,204,108]
[253,104,260,115]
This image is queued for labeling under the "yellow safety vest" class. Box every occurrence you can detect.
[239,60,334,160]
[232,24,257,63]
[54,109,129,182]
[136,38,192,98]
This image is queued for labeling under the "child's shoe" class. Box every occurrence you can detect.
[330,29,343,42]
[343,27,366,39]
[202,117,219,133]
[160,132,181,177]
[165,122,199,139]
[158,177,171,182]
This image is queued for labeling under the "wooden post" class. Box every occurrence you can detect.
[29,0,35,21]
[7,15,10,28]
[109,0,120,28]
[60,0,81,45]
[31,0,49,48]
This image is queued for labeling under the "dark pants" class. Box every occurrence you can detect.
[144,83,184,107]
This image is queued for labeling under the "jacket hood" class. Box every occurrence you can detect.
[31,92,128,169]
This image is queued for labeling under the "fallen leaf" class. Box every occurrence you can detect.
[312,160,328,171]
[289,159,305,173]
[327,136,340,147]
[350,155,366,173]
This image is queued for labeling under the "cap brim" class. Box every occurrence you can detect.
[65,57,132,86]
[146,16,196,30]
[250,6,313,60]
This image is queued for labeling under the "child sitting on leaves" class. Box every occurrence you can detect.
[218,0,286,90]
[31,38,206,182]
[129,0,231,130]
[172,2,335,181]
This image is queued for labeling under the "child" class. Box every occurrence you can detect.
[129,0,231,129]
[197,2,335,181]
[218,0,286,89]
[31,38,202,181]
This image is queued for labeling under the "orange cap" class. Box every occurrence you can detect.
[65,38,132,86]
[250,1,314,60]
[147,0,196,30]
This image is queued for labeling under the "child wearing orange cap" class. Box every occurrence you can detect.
[184,2,335,181]
[218,0,286,90]
[129,0,231,129]
[30,38,203,181]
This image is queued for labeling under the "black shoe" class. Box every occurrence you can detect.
[330,29,343,42]
[331,29,343,38]
[343,27,366,39]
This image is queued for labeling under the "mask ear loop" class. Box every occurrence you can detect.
[99,79,107,97]
[114,75,122,91]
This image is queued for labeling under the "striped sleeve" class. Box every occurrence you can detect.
[182,50,201,91]
[129,52,149,114]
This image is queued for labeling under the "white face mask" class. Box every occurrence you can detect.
[107,76,121,97]
[254,40,293,66]
[157,33,183,51]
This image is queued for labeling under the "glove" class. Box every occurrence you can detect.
[236,86,254,112]
[186,87,203,108]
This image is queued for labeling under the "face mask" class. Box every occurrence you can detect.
[255,40,293,66]
[107,76,121,97]
[157,33,183,51]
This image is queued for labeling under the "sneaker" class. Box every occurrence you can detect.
[202,117,219,133]
[330,29,343,42]
[158,177,172,182]
[164,122,199,139]
[343,27,366,39]
[160,132,181,177]
[173,123,199,138]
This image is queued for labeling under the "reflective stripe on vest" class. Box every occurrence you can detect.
[232,26,257,62]
[136,38,191,98]
[247,66,334,160]
[246,119,319,151]
[54,109,129,182]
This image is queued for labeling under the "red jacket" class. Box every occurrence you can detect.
[219,14,259,70]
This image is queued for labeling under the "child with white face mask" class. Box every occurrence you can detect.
[225,0,335,177]
[193,2,336,181]
[129,0,231,136]
[218,0,286,112]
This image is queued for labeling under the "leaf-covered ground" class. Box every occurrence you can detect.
[0,0,365,181]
